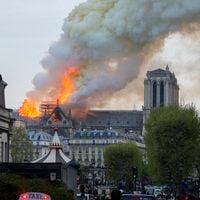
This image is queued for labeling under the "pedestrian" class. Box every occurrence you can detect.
[111,189,122,200]
[101,195,105,200]
[105,194,111,200]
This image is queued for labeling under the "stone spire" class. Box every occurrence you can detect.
[166,64,169,71]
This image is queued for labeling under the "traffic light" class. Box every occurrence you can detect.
[132,167,138,179]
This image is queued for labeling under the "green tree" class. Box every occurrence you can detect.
[10,127,34,162]
[0,173,73,200]
[103,143,143,188]
[194,136,200,179]
[145,105,200,184]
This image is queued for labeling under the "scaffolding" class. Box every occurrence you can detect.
[40,101,57,116]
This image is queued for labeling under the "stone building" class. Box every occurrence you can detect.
[0,75,13,162]
[143,66,179,133]
[65,129,121,167]
[27,131,52,159]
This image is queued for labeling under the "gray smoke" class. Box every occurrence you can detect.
[27,0,200,110]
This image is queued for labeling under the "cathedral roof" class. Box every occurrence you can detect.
[84,110,143,130]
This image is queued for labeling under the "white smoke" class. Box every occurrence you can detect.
[27,0,200,110]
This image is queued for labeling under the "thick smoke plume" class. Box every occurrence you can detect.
[27,0,200,111]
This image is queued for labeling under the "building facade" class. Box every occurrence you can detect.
[0,75,13,162]
[28,131,52,159]
[143,66,179,133]
[65,129,121,167]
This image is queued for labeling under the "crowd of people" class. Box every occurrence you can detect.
[77,184,122,200]
[76,184,199,200]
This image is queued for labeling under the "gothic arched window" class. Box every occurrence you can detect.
[153,81,157,107]
[160,81,164,106]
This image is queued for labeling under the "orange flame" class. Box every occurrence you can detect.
[18,99,40,118]
[57,67,80,104]
[18,67,80,118]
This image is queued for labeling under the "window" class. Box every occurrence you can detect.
[160,81,164,106]
[153,81,157,107]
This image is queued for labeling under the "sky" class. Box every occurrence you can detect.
[0,0,200,112]
[0,0,86,109]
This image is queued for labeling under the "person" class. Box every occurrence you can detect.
[79,184,86,199]
[111,190,122,200]
[79,184,85,192]
[105,194,111,200]
[157,191,166,200]
[101,195,105,200]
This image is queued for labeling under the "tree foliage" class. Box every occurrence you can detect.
[10,127,34,162]
[103,143,143,186]
[0,173,73,200]
[145,105,200,183]
[194,136,200,179]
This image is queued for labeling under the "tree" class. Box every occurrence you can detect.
[103,143,143,189]
[10,127,34,162]
[0,173,73,200]
[145,105,200,184]
[194,136,200,180]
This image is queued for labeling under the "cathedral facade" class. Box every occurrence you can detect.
[143,66,179,133]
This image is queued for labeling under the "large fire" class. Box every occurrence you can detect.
[18,99,40,118]
[18,67,80,118]
[58,67,80,104]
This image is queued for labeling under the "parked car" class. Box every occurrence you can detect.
[122,193,156,200]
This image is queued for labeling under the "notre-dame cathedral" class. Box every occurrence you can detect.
[83,66,179,135]
[142,66,179,134]
[21,66,179,138]
[10,66,180,167]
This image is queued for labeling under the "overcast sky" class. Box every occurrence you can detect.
[0,0,86,109]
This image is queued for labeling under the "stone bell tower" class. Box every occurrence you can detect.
[142,66,179,134]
